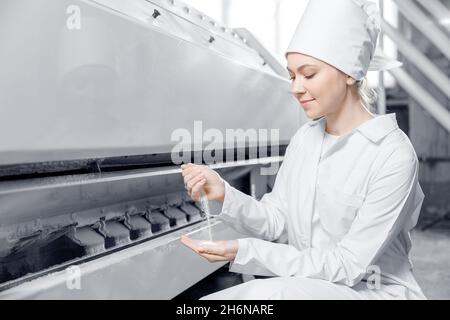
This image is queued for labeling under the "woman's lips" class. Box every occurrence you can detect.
[300,99,315,107]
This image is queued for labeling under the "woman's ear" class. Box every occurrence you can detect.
[346,76,357,86]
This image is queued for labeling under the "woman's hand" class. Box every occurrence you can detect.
[181,163,225,202]
[180,235,238,262]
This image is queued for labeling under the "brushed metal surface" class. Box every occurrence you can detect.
[0,0,305,166]
[0,157,282,229]
[0,220,247,299]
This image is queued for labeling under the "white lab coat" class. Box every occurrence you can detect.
[204,113,426,300]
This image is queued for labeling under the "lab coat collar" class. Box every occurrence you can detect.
[307,113,399,143]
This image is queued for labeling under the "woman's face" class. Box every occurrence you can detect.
[287,52,354,119]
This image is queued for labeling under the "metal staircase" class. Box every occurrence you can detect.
[380,0,450,131]
[379,0,450,230]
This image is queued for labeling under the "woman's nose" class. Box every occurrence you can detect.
[291,77,306,95]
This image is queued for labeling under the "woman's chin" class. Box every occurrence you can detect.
[303,109,321,119]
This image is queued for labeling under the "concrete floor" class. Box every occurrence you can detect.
[410,215,450,300]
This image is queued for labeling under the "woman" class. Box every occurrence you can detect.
[180,0,426,299]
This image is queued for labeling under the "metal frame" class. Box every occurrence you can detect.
[388,67,450,133]
[416,0,450,33]
[377,0,387,115]
[394,0,450,61]
[381,19,450,100]
[0,220,245,299]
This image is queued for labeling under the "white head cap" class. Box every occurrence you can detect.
[286,0,402,80]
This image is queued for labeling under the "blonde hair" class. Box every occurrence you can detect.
[357,77,378,114]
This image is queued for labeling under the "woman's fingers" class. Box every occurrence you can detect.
[182,166,206,194]
[181,164,200,177]
[181,236,219,255]
[186,173,204,191]
[180,235,213,252]
[197,241,226,256]
[180,235,202,254]
[197,242,229,262]
[182,167,198,179]
[181,163,195,171]
[180,163,192,169]
[180,236,232,262]
[190,179,206,200]
[183,168,200,183]
[200,252,227,262]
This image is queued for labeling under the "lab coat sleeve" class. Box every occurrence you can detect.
[230,151,421,286]
[218,126,307,241]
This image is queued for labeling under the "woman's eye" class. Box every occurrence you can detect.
[305,74,315,79]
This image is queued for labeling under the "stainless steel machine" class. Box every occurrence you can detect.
[0,0,306,299]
